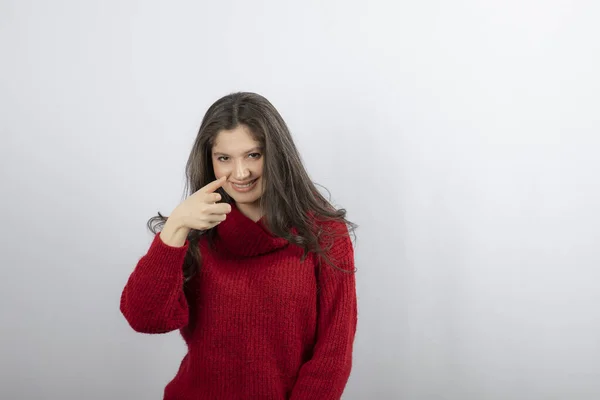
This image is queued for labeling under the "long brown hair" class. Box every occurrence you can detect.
[147,92,357,282]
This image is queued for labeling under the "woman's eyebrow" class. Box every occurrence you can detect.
[213,147,263,156]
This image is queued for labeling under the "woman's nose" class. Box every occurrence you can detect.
[233,161,250,180]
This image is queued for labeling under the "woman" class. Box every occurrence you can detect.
[120,92,358,400]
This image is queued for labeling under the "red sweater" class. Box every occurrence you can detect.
[120,203,357,399]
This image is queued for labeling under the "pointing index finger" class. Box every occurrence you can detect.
[200,176,227,193]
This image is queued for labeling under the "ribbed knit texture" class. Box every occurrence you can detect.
[120,203,357,400]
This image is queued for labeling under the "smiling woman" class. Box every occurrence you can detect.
[119,92,358,400]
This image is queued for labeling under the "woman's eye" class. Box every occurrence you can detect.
[217,156,229,162]
[249,153,261,159]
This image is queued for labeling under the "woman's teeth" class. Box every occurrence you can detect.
[233,180,255,188]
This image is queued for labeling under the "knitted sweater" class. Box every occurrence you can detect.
[120,203,357,400]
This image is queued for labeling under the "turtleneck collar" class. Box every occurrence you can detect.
[215,202,289,258]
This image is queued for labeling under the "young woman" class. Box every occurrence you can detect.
[120,92,358,400]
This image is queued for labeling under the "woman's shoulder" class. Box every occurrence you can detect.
[308,210,352,238]
[310,215,354,259]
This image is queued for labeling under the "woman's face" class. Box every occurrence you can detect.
[212,124,265,217]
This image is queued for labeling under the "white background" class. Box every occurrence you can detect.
[1,0,599,399]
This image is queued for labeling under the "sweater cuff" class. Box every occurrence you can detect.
[154,231,190,251]
[143,233,190,276]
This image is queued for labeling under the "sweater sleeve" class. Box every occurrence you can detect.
[120,232,190,334]
[290,222,358,400]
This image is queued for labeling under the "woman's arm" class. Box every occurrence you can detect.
[290,221,358,400]
[119,223,191,334]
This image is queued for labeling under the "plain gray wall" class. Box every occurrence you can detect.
[1,0,599,399]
